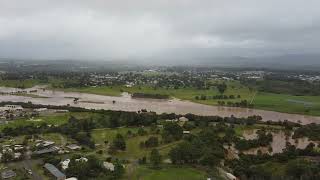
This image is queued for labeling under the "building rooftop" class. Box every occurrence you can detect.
[34,146,59,155]
[1,170,16,179]
[66,144,81,150]
[44,163,66,179]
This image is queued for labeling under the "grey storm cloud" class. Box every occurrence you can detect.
[0,0,320,60]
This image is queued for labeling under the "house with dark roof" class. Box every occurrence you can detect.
[1,169,16,179]
[34,146,59,155]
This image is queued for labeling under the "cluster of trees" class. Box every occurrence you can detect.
[140,136,159,148]
[109,134,126,152]
[217,100,253,108]
[131,93,169,99]
[150,149,162,168]
[42,154,124,180]
[137,148,162,169]
[195,94,241,100]
[162,122,183,143]
[293,123,320,141]
[216,83,227,94]
[66,154,124,180]
[228,141,320,180]
[241,73,320,96]
[169,128,224,167]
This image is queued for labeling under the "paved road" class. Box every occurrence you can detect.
[21,149,43,180]
[22,159,43,180]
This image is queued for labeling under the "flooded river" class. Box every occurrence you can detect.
[1,86,320,125]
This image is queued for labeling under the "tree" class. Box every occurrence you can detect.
[150,149,161,168]
[144,136,159,148]
[111,133,126,151]
[112,160,125,178]
[74,132,95,148]
[169,141,201,164]
[109,114,120,128]
[138,156,147,164]
[66,155,104,180]
[200,149,222,167]
[138,127,147,136]
[217,83,227,94]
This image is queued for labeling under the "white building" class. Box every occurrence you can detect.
[4,105,23,111]
[179,117,189,122]
[61,159,71,170]
[66,144,81,150]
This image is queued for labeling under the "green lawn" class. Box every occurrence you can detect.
[128,166,208,180]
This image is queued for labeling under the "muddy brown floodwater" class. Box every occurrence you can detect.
[1,86,320,125]
[224,129,319,159]
[242,129,319,155]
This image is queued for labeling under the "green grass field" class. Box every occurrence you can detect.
[0,112,105,131]
[254,92,320,116]
[91,127,179,160]
[0,113,70,130]
[0,79,42,88]
[127,166,208,180]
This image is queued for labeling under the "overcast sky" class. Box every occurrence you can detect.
[0,0,320,61]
